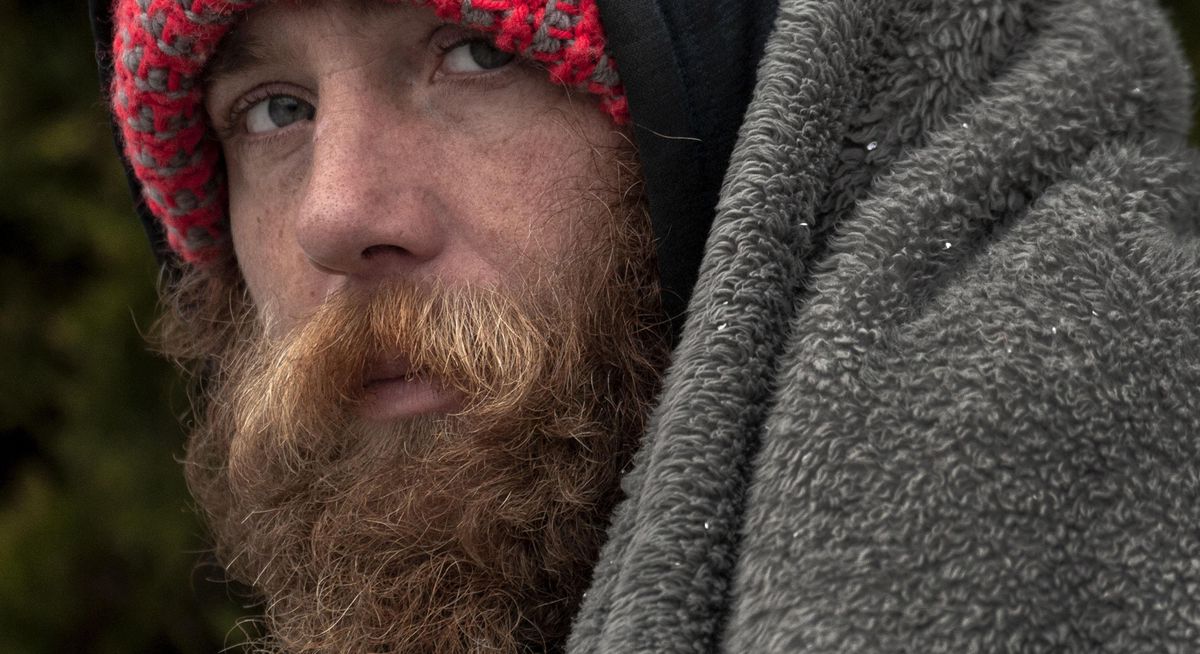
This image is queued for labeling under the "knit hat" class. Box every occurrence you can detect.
[110,0,626,264]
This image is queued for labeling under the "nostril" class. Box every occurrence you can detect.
[361,244,409,260]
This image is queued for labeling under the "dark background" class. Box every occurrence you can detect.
[2,1,1199,652]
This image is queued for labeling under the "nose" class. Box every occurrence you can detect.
[295,102,447,280]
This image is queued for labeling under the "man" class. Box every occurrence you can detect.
[92,0,1200,652]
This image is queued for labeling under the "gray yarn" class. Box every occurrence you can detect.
[568,0,1200,652]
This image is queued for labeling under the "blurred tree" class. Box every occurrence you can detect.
[0,1,1197,653]
[0,0,252,652]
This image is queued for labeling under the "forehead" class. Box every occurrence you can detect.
[206,1,437,82]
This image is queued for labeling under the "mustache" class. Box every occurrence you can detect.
[225,280,591,475]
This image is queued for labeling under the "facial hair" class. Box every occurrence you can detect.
[159,180,669,653]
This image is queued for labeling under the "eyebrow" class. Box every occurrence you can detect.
[205,26,274,85]
[205,1,399,86]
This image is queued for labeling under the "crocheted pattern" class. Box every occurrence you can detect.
[110,0,626,263]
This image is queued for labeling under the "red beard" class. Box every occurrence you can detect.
[161,191,668,653]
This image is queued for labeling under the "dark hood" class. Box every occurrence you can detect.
[90,0,781,332]
[593,0,780,326]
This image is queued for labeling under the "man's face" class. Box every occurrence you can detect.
[205,0,631,417]
[178,2,668,652]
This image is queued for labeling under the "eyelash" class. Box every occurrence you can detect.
[437,35,478,55]
[217,83,306,143]
[216,32,518,140]
[434,36,522,82]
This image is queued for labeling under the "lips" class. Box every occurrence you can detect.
[363,357,421,389]
[359,357,460,420]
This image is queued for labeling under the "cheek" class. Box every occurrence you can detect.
[227,153,323,330]
[228,197,276,306]
[441,96,628,278]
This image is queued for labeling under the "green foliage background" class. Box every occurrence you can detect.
[0,1,1198,652]
[0,1,249,651]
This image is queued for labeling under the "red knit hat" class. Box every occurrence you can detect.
[110,0,626,264]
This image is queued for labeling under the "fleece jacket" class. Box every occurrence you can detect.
[569,0,1200,652]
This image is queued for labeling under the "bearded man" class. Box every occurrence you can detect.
[92,0,1200,652]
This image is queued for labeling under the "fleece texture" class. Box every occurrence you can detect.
[568,0,1200,651]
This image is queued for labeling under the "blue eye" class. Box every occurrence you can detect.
[245,95,315,134]
[443,40,516,74]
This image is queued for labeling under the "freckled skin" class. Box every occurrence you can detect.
[205,1,625,334]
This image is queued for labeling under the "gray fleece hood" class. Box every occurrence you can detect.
[569,0,1200,651]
